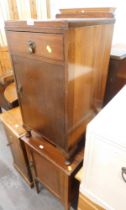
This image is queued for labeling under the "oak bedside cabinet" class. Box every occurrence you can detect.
[21,131,83,210]
[5,18,115,163]
[0,107,33,187]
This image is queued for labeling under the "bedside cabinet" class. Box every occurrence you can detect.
[0,107,33,187]
[21,131,83,210]
[5,18,115,161]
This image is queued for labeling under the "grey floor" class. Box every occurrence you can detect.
[0,122,75,210]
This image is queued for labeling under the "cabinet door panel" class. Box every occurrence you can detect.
[13,56,65,148]
[4,125,28,176]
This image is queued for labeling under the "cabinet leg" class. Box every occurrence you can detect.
[34,178,40,193]
[64,203,70,210]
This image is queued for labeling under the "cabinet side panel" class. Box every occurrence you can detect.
[67,24,114,148]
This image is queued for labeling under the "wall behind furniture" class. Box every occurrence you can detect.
[0,0,126,46]
[0,0,50,46]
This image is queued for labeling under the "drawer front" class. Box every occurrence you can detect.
[82,138,126,210]
[7,31,64,61]
[32,151,65,201]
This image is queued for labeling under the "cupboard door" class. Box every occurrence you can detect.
[13,56,65,148]
[4,125,28,177]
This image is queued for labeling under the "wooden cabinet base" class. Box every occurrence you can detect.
[78,192,104,210]
[21,131,83,210]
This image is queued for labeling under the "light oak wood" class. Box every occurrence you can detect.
[29,0,37,19]
[56,7,116,18]
[60,7,116,14]
[8,0,19,19]
[46,0,51,18]
[0,47,12,77]
[78,192,105,210]
[4,82,17,103]
[75,167,83,182]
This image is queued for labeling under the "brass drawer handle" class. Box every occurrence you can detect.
[121,167,126,182]
[27,40,36,54]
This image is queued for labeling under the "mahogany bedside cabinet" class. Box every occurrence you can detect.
[5,18,115,163]
[0,107,33,187]
[21,131,83,210]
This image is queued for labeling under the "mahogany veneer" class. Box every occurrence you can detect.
[5,18,115,160]
[21,131,83,210]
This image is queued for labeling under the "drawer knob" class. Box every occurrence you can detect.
[121,167,126,182]
[27,40,36,54]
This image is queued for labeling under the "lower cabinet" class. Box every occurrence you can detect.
[0,107,33,187]
[21,131,83,210]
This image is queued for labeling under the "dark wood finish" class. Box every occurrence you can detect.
[56,7,115,18]
[0,107,33,186]
[21,131,83,210]
[104,46,126,104]
[5,19,114,159]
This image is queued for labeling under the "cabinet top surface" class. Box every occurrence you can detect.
[21,131,83,175]
[0,107,25,137]
[5,18,115,31]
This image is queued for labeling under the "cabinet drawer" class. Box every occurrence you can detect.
[7,31,64,61]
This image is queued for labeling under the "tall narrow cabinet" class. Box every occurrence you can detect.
[5,18,115,160]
